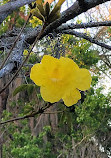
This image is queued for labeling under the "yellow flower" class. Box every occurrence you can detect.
[30,55,92,106]
[23,49,28,56]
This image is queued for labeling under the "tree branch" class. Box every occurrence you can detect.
[0,62,15,78]
[0,26,41,78]
[42,0,110,38]
[60,30,111,50]
[0,0,36,13]
[57,21,111,31]
[0,11,12,25]
[0,102,53,125]
[0,0,35,24]
[0,34,25,79]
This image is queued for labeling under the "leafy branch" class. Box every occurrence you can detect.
[0,102,53,125]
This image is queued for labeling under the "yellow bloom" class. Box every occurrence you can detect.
[30,55,92,106]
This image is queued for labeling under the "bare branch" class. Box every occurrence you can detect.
[1,0,110,28]
[42,0,110,38]
[57,21,111,31]
[60,30,111,50]
[0,11,12,25]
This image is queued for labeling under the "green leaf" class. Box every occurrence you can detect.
[13,84,28,96]
[13,84,35,96]
[27,84,34,96]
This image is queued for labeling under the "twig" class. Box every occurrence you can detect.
[0,102,52,125]
[95,66,111,80]
[57,153,62,158]
[72,134,92,149]
[0,13,32,70]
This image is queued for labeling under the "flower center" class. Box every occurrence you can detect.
[50,78,61,82]
[50,67,62,82]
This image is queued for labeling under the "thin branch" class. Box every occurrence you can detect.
[72,134,92,149]
[57,21,111,31]
[0,24,46,94]
[100,56,111,68]
[95,66,111,79]
[57,153,62,158]
[0,103,53,125]
[0,13,32,70]
[60,30,111,50]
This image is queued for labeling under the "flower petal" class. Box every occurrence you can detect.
[30,63,48,86]
[41,55,59,68]
[41,55,61,76]
[62,89,81,107]
[60,57,79,71]
[40,86,62,103]
[76,69,92,91]
[58,57,79,92]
